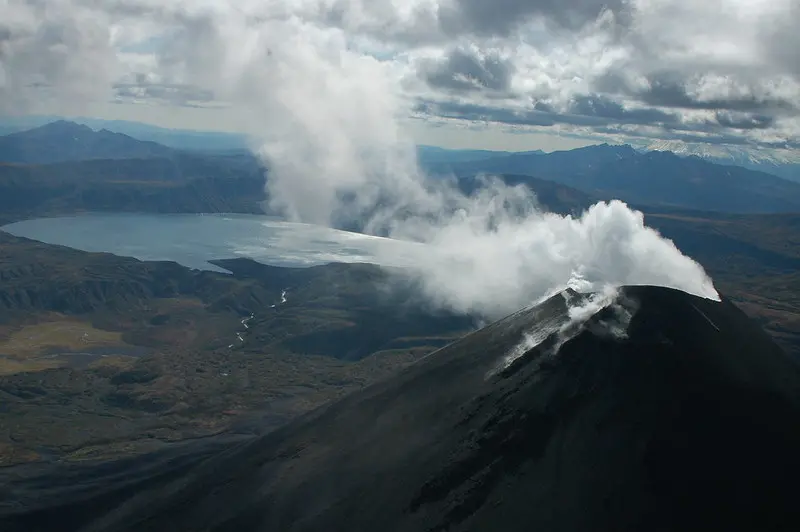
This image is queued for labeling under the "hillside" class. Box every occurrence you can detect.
[2,285,798,532]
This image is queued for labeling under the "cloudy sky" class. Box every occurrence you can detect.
[1,0,798,151]
[1,0,727,313]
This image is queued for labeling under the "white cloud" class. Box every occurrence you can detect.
[1,0,797,147]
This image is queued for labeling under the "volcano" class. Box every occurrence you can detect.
[2,286,800,532]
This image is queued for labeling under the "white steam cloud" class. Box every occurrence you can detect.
[1,1,719,320]
[231,17,720,317]
[386,197,718,318]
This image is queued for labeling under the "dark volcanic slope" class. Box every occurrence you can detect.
[3,286,800,532]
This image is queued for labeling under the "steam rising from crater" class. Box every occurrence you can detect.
[243,20,719,317]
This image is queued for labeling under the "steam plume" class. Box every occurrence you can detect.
[1,2,719,320]
[231,18,720,317]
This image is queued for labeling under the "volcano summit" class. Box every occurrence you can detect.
[2,285,799,532]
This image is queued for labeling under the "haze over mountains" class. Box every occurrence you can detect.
[3,121,800,216]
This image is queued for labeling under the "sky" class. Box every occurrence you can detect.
[1,0,798,152]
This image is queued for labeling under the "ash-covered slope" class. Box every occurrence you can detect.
[3,286,800,532]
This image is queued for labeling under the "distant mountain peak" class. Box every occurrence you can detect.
[0,120,175,164]
[571,142,637,156]
[30,120,94,135]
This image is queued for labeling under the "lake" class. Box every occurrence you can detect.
[1,213,426,273]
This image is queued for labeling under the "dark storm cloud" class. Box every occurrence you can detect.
[418,94,679,129]
[639,80,796,112]
[420,47,515,93]
[418,100,560,126]
[713,111,774,130]
[595,69,797,115]
[567,95,679,125]
[315,0,630,43]
[113,80,215,106]
[439,0,629,37]
[417,92,798,148]
[586,67,797,144]
[321,1,444,44]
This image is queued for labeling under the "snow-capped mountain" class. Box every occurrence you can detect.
[639,140,800,183]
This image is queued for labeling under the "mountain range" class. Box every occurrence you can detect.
[642,140,800,183]
[0,116,251,152]
[0,121,178,164]
[4,113,796,176]
[2,121,800,215]
[2,115,798,181]
[429,143,800,213]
